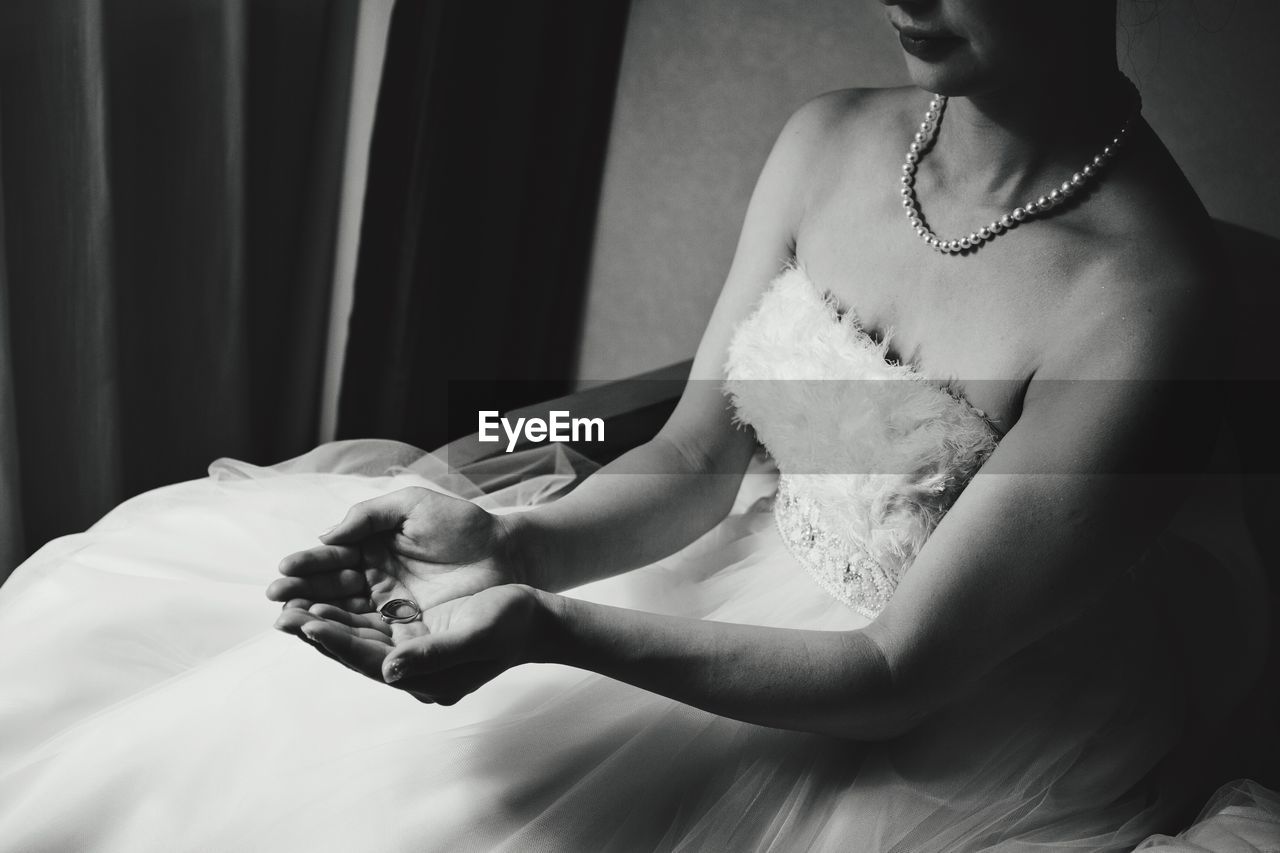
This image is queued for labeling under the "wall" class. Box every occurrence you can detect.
[575,0,1280,380]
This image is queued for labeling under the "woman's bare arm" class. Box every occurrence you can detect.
[274,94,855,613]
[511,283,1215,739]
[316,264,1214,737]
[507,95,847,593]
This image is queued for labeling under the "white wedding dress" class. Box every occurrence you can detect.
[1,266,1277,852]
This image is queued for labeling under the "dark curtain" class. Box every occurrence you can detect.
[337,0,630,450]
[0,0,358,576]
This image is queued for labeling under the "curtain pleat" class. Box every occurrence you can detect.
[0,135,23,571]
[100,0,253,499]
[0,0,125,570]
[0,0,358,577]
[336,0,631,450]
[244,0,360,462]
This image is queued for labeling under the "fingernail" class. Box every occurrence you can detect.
[301,624,318,640]
[318,524,336,539]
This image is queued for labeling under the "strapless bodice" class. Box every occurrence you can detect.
[723,265,1000,617]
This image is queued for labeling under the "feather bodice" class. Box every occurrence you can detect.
[723,265,1000,617]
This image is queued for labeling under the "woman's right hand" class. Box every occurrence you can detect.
[266,487,529,615]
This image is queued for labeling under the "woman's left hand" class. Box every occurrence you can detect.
[277,583,555,705]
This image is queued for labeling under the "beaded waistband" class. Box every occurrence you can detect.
[773,475,894,619]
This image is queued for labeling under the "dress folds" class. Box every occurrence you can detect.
[1,265,1277,851]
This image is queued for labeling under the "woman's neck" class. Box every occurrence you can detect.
[929,61,1135,202]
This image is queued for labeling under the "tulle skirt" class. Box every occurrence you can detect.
[0,440,1275,852]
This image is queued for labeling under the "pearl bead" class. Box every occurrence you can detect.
[900,81,1134,256]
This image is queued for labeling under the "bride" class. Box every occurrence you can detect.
[1,0,1277,850]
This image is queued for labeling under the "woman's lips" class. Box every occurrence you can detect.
[896,28,963,62]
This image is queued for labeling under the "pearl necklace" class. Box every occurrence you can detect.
[900,86,1141,254]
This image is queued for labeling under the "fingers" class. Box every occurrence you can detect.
[275,602,388,639]
[308,603,392,638]
[274,605,316,637]
[267,546,369,604]
[319,488,427,546]
[278,607,488,703]
[277,544,362,578]
[299,620,390,680]
[266,568,369,604]
[269,588,370,614]
[382,629,481,684]
[397,661,504,705]
[334,596,374,614]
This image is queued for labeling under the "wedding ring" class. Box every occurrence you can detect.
[378,598,422,624]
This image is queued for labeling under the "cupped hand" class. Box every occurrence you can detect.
[266,486,528,615]
[276,582,553,706]
[274,536,426,665]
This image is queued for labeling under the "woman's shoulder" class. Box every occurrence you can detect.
[1031,121,1225,375]
[1046,217,1221,384]
[774,87,928,212]
[782,86,926,148]
[1087,123,1218,266]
